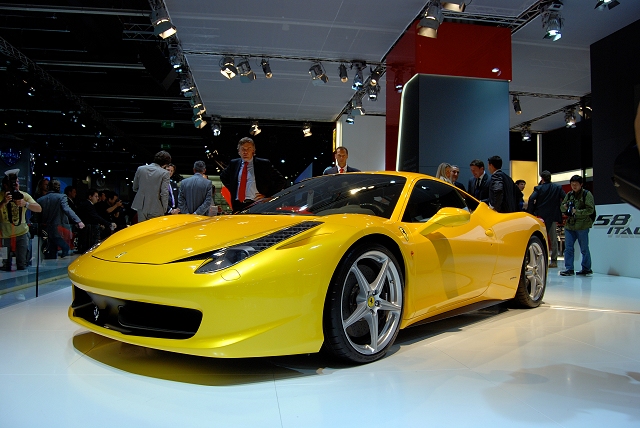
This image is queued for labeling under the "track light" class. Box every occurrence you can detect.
[237,59,256,83]
[595,0,620,10]
[417,0,443,38]
[441,1,470,12]
[190,96,205,116]
[180,75,195,94]
[193,114,207,129]
[339,64,348,83]
[250,121,261,136]
[512,95,522,115]
[369,68,381,86]
[368,84,380,101]
[521,124,531,141]
[302,122,312,137]
[346,110,355,124]
[150,7,177,39]
[565,108,577,128]
[542,1,563,41]
[351,62,365,90]
[260,59,272,78]
[220,57,238,79]
[354,94,365,115]
[169,45,183,71]
[309,62,329,85]
[211,116,221,136]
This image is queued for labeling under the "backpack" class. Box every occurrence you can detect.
[579,189,596,222]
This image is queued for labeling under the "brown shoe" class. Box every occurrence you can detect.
[549,262,558,268]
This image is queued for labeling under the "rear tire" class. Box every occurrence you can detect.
[323,243,403,364]
[513,235,547,308]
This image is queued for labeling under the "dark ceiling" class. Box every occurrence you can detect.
[1,1,639,184]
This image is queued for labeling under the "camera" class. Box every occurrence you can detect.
[566,200,576,216]
[7,173,23,201]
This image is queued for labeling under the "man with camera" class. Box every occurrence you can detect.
[560,175,595,276]
[0,169,42,271]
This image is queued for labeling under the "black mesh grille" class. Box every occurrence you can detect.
[71,286,202,339]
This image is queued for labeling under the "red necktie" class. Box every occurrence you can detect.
[238,161,248,202]
[339,167,344,173]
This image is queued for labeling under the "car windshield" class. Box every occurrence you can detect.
[243,174,407,218]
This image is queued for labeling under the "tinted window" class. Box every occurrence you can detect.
[402,179,468,222]
[244,174,407,219]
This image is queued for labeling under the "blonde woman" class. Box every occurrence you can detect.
[435,162,452,183]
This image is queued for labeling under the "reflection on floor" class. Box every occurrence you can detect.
[1,268,639,428]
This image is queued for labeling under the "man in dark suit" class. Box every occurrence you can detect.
[467,159,490,201]
[220,137,286,212]
[75,188,115,253]
[323,146,361,174]
[527,170,566,267]
[487,155,517,213]
[131,150,171,221]
[178,160,212,215]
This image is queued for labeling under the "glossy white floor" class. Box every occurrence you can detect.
[1,268,639,428]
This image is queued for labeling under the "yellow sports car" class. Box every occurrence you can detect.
[69,172,548,363]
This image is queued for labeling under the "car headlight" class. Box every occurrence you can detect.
[195,221,323,274]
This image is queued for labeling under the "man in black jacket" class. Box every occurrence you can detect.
[75,188,115,253]
[467,159,490,201]
[487,155,517,213]
[220,137,286,212]
[528,171,566,268]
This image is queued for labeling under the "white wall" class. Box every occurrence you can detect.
[590,203,640,278]
[336,115,386,172]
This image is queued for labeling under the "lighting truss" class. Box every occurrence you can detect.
[309,62,329,85]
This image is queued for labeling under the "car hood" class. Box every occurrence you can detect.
[91,215,322,265]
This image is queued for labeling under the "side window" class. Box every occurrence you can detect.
[402,179,468,223]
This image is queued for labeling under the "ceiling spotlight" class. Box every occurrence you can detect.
[369,68,381,86]
[521,125,532,142]
[193,114,207,129]
[180,75,195,94]
[353,94,366,115]
[220,57,238,79]
[150,7,177,39]
[211,116,221,137]
[309,62,329,85]
[260,59,272,78]
[368,84,380,101]
[302,122,312,137]
[339,64,348,83]
[417,0,443,38]
[542,1,563,41]
[441,0,470,12]
[512,95,522,115]
[595,0,620,10]
[169,45,183,71]
[250,120,261,136]
[346,110,355,125]
[237,59,256,83]
[191,96,206,116]
[351,62,366,90]
[565,108,577,128]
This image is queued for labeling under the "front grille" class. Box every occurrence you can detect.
[71,286,202,339]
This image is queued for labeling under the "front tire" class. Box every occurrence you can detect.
[323,243,404,364]
[513,235,547,308]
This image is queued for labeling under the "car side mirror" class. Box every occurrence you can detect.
[419,207,470,236]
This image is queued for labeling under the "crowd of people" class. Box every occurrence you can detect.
[1,138,594,276]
